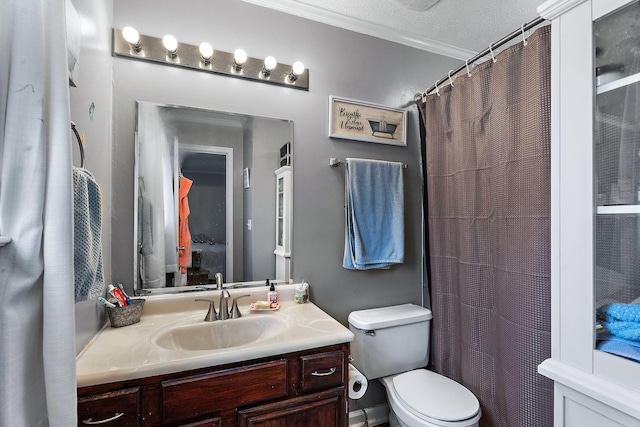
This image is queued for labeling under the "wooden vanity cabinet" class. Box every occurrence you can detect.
[77,343,348,427]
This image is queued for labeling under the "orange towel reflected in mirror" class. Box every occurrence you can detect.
[178,176,193,274]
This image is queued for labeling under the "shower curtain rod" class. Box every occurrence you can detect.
[415,15,546,101]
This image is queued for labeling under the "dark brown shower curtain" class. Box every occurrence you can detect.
[418,26,553,427]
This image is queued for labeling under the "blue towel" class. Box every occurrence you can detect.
[343,158,404,270]
[73,168,105,302]
[597,330,640,363]
[598,303,640,341]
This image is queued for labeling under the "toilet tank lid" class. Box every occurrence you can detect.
[348,304,432,330]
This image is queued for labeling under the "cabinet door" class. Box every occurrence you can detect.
[593,0,640,382]
[237,388,346,427]
[177,417,222,427]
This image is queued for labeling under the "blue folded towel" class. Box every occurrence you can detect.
[343,158,404,270]
[73,168,105,302]
[597,330,640,363]
[598,303,640,341]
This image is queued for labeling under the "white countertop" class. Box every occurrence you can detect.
[76,284,353,388]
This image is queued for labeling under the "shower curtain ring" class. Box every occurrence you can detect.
[465,59,471,77]
[434,80,440,96]
[489,42,497,63]
[422,92,427,103]
[448,70,454,87]
[521,24,528,46]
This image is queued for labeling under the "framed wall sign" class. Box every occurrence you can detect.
[328,96,407,146]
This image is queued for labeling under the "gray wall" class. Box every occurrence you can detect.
[110,0,459,406]
[69,0,112,352]
[112,0,458,319]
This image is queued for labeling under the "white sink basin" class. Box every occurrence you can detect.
[153,315,289,351]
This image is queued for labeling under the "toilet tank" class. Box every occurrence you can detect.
[348,304,432,380]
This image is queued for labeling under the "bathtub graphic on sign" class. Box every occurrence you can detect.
[329,96,407,146]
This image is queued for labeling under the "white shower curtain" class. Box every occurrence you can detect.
[0,1,77,426]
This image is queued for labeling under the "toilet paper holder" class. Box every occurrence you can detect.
[348,362,368,400]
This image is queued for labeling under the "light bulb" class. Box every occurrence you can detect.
[260,56,277,78]
[199,42,213,62]
[122,26,141,52]
[288,61,305,82]
[122,26,139,45]
[234,49,247,65]
[162,35,178,56]
[292,61,305,76]
[264,56,277,71]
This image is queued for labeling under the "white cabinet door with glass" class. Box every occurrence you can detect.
[274,166,291,282]
[539,0,640,425]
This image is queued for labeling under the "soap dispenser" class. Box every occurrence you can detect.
[266,279,278,305]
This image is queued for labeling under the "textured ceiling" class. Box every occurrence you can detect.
[241,0,548,60]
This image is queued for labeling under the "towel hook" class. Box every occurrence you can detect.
[465,59,472,77]
[489,42,497,63]
[448,70,454,88]
[434,80,440,96]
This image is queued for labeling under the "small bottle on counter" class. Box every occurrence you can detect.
[266,279,278,305]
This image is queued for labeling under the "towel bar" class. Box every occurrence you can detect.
[329,158,407,168]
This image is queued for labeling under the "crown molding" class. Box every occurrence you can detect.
[240,0,476,60]
[537,0,587,20]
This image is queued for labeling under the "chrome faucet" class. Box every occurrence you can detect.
[215,272,223,290]
[218,289,231,320]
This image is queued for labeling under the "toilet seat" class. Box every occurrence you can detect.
[382,369,481,427]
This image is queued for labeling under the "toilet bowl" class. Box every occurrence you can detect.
[348,304,481,427]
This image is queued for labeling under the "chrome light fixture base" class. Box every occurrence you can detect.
[112,29,309,91]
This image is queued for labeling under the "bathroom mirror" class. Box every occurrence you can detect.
[134,101,293,292]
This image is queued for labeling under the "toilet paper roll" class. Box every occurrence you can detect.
[348,363,368,400]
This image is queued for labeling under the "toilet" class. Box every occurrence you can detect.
[348,304,481,427]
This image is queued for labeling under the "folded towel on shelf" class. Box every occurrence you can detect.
[597,329,640,363]
[73,167,105,302]
[598,303,640,341]
[343,158,404,270]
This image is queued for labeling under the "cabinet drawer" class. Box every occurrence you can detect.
[161,360,288,424]
[77,387,141,426]
[300,351,344,392]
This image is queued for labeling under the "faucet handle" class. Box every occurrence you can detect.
[195,299,217,321]
[230,294,251,319]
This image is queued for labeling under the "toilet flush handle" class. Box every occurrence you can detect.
[364,330,376,336]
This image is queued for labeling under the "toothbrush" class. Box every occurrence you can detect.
[98,297,117,308]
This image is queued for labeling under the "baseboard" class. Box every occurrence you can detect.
[349,403,389,427]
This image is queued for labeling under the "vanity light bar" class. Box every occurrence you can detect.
[112,28,309,91]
